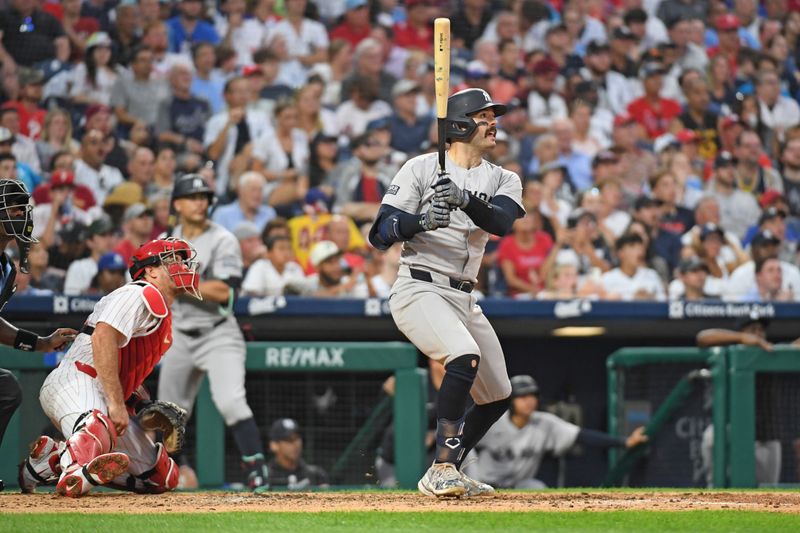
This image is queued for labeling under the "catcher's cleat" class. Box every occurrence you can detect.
[18,435,62,494]
[56,452,129,498]
[417,463,467,498]
[459,472,496,498]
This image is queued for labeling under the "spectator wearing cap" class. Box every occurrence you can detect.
[267,418,329,489]
[0,107,41,175]
[31,169,95,247]
[650,170,695,235]
[496,213,554,298]
[74,129,124,205]
[717,113,744,154]
[63,215,117,295]
[329,0,372,48]
[341,38,398,106]
[756,70,800,145]
[669,257,712,300]
[742,207,797,263]
[612,113,657,203]
[626,63,682,140]
[213,0,267,67]
[708,14,742,77]
[2,68,46,139]
[724,229,800,301]
[672,78,719,161]
[631,195,683,276]
[110,47,169,130]
[49,219,88,270]
[657,0,709,31]
[190,43,226,114]
[251,100,310,208]
[779,138,800,216]
[233,221,267,274]
[602,232,666,301]
[300,240,369,298]
[242,234,305,297]
[581,41,636,116]
[0,0,69,67]
[212,171,277,234]
[113,203,155,266]
[335,74,393,141]
[25,242,65,294]
[204,76,272,198]
[155,63,211,155]
[327,130,396,225]
[0,129,39,194]
[385,79,433,155]
[88,252,129,296]
[609,26,639,79]
[738,256,795,302]
[264,0,328,88]
[526,57,568,135]
[733,130,784,197]
[682,196,749,266]
[166,0,220,55]
[68,32,118,107]
[35,109,80,172]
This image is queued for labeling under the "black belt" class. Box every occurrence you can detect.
[409,268,474,294]
[176,317,228,338]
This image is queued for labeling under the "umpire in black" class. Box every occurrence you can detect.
[0,179,76,491]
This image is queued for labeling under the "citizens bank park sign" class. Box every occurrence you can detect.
[668,301,776,320]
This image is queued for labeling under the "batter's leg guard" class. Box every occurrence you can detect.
[434,355,480,465]
[56,410,129,497]
[18,435,63,493]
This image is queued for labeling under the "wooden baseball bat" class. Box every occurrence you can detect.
[434,17,450,178]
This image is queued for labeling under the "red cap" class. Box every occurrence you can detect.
[84,104,111,122]
[720,114,742,130]
[716,14,741,31]
[790,0,800,12]
[676,129,699,143]
[242,64,262,77]
[405,0,428,8]
[759,189,785,209]
[613,112,636,127]
[50,170,75,187]
[532,57,560,76]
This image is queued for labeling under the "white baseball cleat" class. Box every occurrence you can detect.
[57,452,129,498]
[417,463,467,498]
[18,435,62,494]
[460,472,496,498]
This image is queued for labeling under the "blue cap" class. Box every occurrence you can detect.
[98,252,127,272]
[346,0,368,9]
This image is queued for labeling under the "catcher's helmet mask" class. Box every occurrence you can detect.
[0,179,37,273]
[129,237,202,300]
[445,88,507,143]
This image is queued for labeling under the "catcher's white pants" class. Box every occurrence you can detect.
[39,362,160,476]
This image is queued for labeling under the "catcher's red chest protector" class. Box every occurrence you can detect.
[118,284,173,400]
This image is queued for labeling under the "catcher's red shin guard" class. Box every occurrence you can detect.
[137,443,179,493]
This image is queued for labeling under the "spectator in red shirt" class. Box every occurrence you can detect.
[2,68,46,139]
[329,0,371,48]
[708,14,741,76]
[497,213,554,298]
[393,0,433,52]
[627,63,681,140]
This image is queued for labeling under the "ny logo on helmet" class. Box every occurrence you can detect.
[481,90,492,103]
[193,178,203,189]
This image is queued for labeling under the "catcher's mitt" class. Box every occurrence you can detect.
[137,401,187,454]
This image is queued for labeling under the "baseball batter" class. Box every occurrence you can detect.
[0,179,76,493]
[471,376,648,489]
[368,88,524,498]
[20,238,201,497]
[157,174,268,489]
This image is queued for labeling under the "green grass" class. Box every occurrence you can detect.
[2,511,799,533]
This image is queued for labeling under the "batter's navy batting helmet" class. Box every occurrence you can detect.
[510,375,539,398]
[446,88,507,142]
[171,173,215,203]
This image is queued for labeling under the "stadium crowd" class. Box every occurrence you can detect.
[1,0,800,303]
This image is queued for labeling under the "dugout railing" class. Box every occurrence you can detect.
[607,345,800,488]
[0,341,428,490]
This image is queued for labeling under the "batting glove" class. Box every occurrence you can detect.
[420,200,451,231]
[433,178,469,209]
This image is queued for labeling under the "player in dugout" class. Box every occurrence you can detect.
[467,375,648,489]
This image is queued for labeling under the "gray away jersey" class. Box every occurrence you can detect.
[474,411,580,488]
[382,152,523,282]
[171,221,243,329]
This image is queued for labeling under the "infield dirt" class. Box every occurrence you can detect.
[2,491,800,514]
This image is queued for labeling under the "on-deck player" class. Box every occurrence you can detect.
[157,174,269,489]
[19,238,201,497]
[368,88,525,497]
[0,179,76,493]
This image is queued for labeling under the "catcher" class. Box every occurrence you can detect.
[18,238,198,497]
